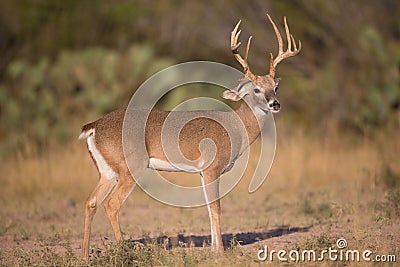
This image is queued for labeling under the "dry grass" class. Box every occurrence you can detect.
[0,125,399,266]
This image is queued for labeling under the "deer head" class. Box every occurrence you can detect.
[222,14,301,114]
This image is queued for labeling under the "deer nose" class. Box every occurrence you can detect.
[270,100,280,109]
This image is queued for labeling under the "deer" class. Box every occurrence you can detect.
[79,14,301,258]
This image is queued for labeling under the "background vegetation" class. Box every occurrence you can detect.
[0,0,399,154]
[0,1,399,266]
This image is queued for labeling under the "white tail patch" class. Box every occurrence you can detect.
[87,135,118,181]
[78,128,95,140]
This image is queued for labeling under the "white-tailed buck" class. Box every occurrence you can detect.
[79,14,301,258]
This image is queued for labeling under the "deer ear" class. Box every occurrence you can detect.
[221,90,242,101]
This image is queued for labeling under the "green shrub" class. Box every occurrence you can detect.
[0,44,173,155]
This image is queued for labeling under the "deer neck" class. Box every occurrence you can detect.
[234,101,266,146]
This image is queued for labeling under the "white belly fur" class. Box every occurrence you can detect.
[148,158,203,172]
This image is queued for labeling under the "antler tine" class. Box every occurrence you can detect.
[284,17,291,52]
[292,35,302,52]
[267,14,283,56]
[267,14,301,77]
[245,35,252,62]
[231,20,257,81]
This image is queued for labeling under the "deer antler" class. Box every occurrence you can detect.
[267,14,301,77]
[231,20,257,81]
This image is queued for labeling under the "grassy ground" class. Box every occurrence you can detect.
[0,124,399,266]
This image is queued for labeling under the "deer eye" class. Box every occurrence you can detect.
[274,86,279,93]
[254,88,261,94]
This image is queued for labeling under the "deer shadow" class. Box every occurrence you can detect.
[129,225,311,249]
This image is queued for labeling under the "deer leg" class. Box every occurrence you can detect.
[82,174,117,259]
[103,171,136,243]
[201,169,224,252]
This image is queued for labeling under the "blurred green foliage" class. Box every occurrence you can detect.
[0,0,399,154]
[0,44,173,153]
